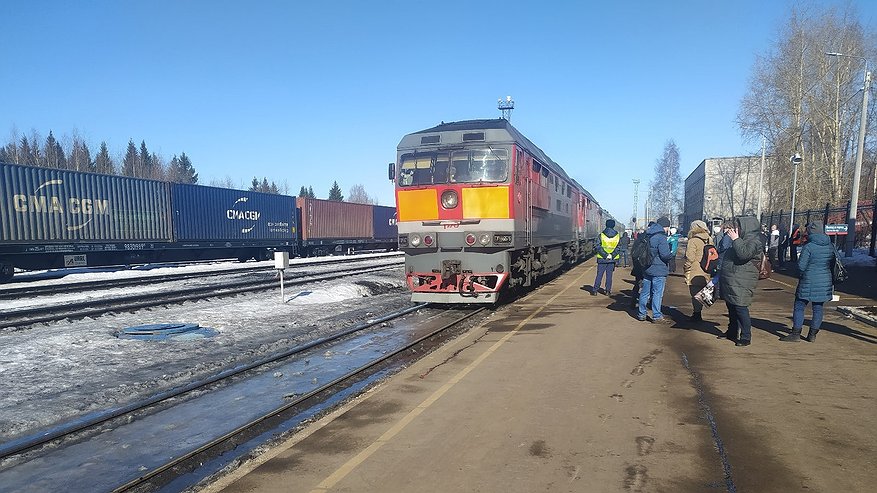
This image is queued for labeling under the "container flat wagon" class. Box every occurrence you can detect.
[296,197,397,256]
[0,162,299,281]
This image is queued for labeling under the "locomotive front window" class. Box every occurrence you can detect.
[399,148,508,186]
[451,148,508,183]
[399,154,445,186]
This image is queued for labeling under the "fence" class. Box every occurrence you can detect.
[762,201,876,257]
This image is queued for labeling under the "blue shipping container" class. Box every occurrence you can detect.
[171,184,297,241]
[372,205,397,240]
[0,162,172,243]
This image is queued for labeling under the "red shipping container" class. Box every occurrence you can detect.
[296,197,373,241]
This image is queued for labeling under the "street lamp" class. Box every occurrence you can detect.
[789,153,803,243]
[826,52,872,257]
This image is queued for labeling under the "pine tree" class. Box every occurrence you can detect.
[308,186,315,198]
[44,131,65,169]
[122,139,138,176]
[19,137,35,166]
[328,181,343,201]
[177,152,197,183]
[298,186,309,197]
[269,182,279,194]
[249,177,260,191]
[139,140,153,178]
[94,142,115,174]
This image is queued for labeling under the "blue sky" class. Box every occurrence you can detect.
[2,0,876,222]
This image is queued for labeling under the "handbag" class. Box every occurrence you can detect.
[832,249,849,284]
[693,276,718,307]
[753,253,771,280]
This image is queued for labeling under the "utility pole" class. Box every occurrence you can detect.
[757,136,765,221]
[845,69,871,257]
[632,179,640,230]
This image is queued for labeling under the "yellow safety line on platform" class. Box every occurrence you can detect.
[309,264,594,493]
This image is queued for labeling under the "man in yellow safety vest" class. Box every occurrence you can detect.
[592,219,620,296]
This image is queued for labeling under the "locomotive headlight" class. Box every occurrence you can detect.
[410,234,422,247]
[440,190,458,209]
[465,234,477,246]
[479,234,491,246]
[423,234,434,247]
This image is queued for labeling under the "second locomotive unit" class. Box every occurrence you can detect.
[390,119,609,303]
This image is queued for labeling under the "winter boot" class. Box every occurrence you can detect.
[780,327,802,342]
[805,328,819,342]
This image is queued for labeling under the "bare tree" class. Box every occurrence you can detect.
[649,140,682,222]
[348,184,377,204]
[738,4,877,211]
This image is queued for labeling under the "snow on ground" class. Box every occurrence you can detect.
[0,264,411,442]
[841,248,877,268]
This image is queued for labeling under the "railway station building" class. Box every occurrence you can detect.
[682,156,763,231]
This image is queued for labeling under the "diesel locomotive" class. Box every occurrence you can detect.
[390,119,611,303]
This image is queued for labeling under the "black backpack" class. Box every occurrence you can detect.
[631,234,653,268]
[700,243,719,276]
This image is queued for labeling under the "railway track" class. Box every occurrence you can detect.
[0,258,404,330]
[0,304,486,492]
[0,254,402,301]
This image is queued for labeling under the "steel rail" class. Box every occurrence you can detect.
[0,260,403,330]
[112,306,486,493]
[0,254,401,301]
[0,303,429,460]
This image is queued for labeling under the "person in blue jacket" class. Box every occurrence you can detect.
[637,216,675,324]
[781,221,834,342]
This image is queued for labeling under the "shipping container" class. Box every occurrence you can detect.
[296,197,373,241]
[372,205,397,241]
[172,184,297,242]
[0,162,172,243]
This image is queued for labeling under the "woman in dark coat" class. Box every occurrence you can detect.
[718,216,763,346]
[781,221,834,342]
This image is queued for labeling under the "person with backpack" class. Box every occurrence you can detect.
[630,223,653,308]
[718,216,763,346]
[683,220,714,322]
[781,221,834,343]
[592,219,620,296]
[636,216,674,324]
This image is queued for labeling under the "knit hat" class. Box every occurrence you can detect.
[807,221,824,235]
[606,219,616,228]
[656,216,671,228]
[691,220,708,231]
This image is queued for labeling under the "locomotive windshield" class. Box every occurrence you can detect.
[399,148,508,186]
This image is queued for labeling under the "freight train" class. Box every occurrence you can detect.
[0,161,396,282]
[390,119,614,303]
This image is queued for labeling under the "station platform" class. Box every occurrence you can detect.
[205,257,877,493]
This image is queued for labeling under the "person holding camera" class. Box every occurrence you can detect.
[718,216,763,346]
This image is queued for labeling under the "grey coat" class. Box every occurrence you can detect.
[795,233,834,302]
[719,216,763,306]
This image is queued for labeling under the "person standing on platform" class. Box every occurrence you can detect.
[789,224,802,263]
[781,221,834,343]
[618,231,631,268]
[637,216,674,324]
[592,219,620,296]
[667,227,680,273]
[683,220,712,322]
[718,216,762,347]
[630,223,654,308]
[768,224,780,269]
